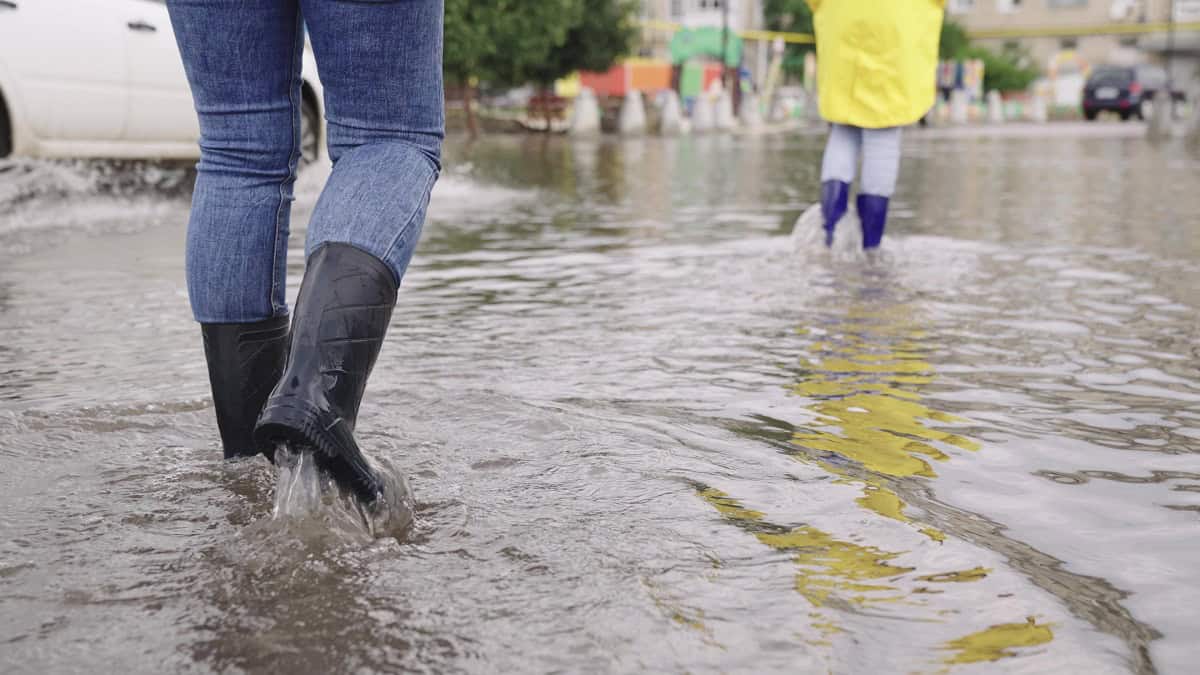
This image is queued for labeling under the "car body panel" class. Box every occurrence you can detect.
[124,0,198,143]
[0,0,128,144]
[0,0,324,161]
[1082,64,1187,118]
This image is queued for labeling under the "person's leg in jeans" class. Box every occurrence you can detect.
[166,0,303,459]
[255,0,444,505]
[819,123,861,246]
[857,127,902,249]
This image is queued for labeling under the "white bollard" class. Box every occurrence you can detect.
[1147,89,1172,141]
[740,92,763,130]
[1186,95,1200,148]
[806,91,822,123]
[618,90,647,136]
[692,95,716,133]
[716,91,737,130]
[769,94,789,123]
[569,88,601,137]
[1029,93,1048,123]
[949,89,969,125]
[658,90,683,136]
[987,90,1004,124]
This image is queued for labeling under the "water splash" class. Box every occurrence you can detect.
[272,443,325,518]
[271,443,415,543]
[0,158,192,256]
[790,203,893,267]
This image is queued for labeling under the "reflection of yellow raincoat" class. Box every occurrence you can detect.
[808,0,946,128]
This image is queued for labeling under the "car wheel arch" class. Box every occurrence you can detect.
[0,84,11,158]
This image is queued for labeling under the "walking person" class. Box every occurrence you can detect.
[810,0,944,248]
[167,0,444,506]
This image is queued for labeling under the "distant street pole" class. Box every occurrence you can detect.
[1167,0,1177,117]
[721,0,730,92]
[721,0,740,113]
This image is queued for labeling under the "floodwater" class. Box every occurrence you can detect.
[1,124,1199,674]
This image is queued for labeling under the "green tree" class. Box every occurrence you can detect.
[525,0,637,86]
[763,0,814,79]
[965,45,1040,92]
[939,19,1038,92]
[443,0,580,135]
[940,19,971,60]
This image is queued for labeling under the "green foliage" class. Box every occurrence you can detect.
[526,0,638,85]
[964,45,1040,93]
[443,0,634,87]
[763,0,814,78]
[443,0,579,85]
[940,19,1038,92]
[940,19,971,60]
[763,0,813,35]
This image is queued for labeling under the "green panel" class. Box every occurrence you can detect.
[679,61,704,98]
[669,26,743,67]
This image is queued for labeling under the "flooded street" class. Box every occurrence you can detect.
[2,126,1199,674]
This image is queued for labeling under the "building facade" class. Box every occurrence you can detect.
[638,0,770,82]
[948,0,1200,89]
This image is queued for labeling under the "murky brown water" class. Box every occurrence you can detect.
[2,125,1199,674]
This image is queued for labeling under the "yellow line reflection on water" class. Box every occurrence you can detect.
[697,485,1053,666]
[790,304,979,533]
[691,302,1058,665]
[940,618,1054,665]
[699,487,912,613]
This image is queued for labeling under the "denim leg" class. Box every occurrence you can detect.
[820,124,862,185]
[300,0,445,285]
[860,127,903,197]
[166,0,303,323]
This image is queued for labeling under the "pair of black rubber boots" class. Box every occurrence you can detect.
[200,243,395,505]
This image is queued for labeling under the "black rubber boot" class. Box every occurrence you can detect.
[254,243,397,505]
[200,315,290,459]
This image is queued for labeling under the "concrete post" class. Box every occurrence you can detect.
[692,95,716,133]
[716,90,737,131]
[806,90,822,123]
[740,92,763,130]
[1029,93,1048,123]
[1186,94,1200,148]
[987,90,1004,124]
[1147,89,1173,141]
[950,89,969,125]
[618,90,647,136]
[659,89,683,136]
[568,87,601,137]
[769,94,788,123]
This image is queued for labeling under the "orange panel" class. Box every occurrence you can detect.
[580,65,628,98]
[629,62,672,93]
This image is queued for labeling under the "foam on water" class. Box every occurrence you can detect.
[0,158,192,255]
[270,443,415,544]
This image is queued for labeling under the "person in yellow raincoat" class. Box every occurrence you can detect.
[809,0,945,249]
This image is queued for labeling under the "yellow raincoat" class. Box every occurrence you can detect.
[808,0,946,128]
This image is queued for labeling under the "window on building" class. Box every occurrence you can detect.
[1060,37,1079,49]
[1047,0,1087,8]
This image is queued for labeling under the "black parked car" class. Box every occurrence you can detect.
[1082,65,1185,121]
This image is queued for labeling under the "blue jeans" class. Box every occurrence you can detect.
[820,124,901,197]
[167,0,444,323]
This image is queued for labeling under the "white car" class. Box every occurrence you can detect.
[0,0,324,163]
